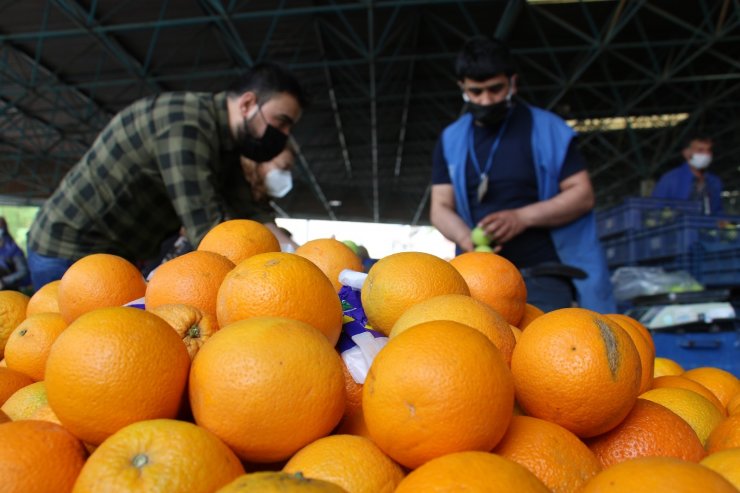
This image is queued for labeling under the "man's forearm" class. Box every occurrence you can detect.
[518,183,594,229]
[431,206,474,252]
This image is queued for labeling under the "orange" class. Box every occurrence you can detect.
[585,399,706,467]
[517,303,544,329]
[334,406,371,439]
[652,375,725,416]
[0,409,9,423]
[26,279,61,316]
[394,451,550,493]
[511,308,642,437]
[0,420,87,493]
[1,380,48,420]
[4,312,67,381]
[361,252,470,335]
[295,238,363,292]
[72,419,244,493]
[145,250,235,319]
[606,314,655,394]
[197,219,280,265]
[701,448,740,490]
[653,356,684,377]
[493,415,601,493]
[510,324,522,343]
[28,400,63,425]
[606,313,655,353]
[0,289,30,358]
[45,307,190,445]
[216,472,347,492]
[0,366,34,405]
[389,294,516,365]
[216,252,343,346]
[682,366,740,409]
[339,360,363,422]
[190,317,345,463]
[149,303,219,359]
[639,387,723,446]
[727,392,740,416]
[363,320,514,469]
[57,253,147,323]
[705,414,740,453]
[580,456,737,493]
[283,434,405,493]
[449,251,527,326]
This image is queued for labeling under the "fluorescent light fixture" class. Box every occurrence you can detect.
[566,112,689,132]
[328,200,342,207]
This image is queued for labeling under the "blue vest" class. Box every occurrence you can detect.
[442,107,616,313]
[652,163,724,215]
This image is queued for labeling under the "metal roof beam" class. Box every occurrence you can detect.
[50,0,162,92]
[289,137,336,220]
[591,82,740,194]
[495,0,523,40]
[394,16,421,179]
[314,20,353,179]
[543,0,646,110]
[1,0,486,43]
[368,3,379,223]
[198,0,254,68]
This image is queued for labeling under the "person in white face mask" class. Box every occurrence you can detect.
[652,136,724,215]
[240,146,299,251]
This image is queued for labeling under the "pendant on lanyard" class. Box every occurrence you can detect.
[477,174,489,202]
[469,110,511,204]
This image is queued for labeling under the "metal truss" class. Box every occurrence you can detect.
[1,0,739,225]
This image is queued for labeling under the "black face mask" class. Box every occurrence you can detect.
[237,110,288,162]
[468,99,511,127]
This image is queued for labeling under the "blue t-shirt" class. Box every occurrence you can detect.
[432,102,586,267]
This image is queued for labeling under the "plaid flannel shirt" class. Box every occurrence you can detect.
[28,91,273,262]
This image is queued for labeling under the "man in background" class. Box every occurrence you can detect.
[430,35,615,313]
[27,62,305,290]
[652,136,724,215]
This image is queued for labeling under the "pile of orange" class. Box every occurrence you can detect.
[1,235,740,492]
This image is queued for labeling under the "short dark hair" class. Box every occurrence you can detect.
[228,62,309,108]
[685,135,713,148]
[455,35,515,81]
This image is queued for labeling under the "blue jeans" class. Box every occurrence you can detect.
[522,274,575,313]
[27,248,74,291]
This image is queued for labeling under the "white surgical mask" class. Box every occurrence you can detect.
[689,153,712,170]
[264,169,293,198]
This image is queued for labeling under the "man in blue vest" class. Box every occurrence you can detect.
[430,35,615,313]
[652,136,724,215]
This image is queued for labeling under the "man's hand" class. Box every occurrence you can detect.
[478,209,528,245]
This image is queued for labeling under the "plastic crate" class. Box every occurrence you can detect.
[637,253,698,276]
[602,233,639,267]
[650,323,740,377]
[699,272,740,287]
[698,247,740,274]
[697,227,740,252]
[596,197,703,239]
[633,216,732,262]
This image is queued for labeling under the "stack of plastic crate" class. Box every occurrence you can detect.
[597,197,704,270]
[597,197,740,288]
[693,228,740,287]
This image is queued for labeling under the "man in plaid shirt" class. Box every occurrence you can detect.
[27,62,306,290]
